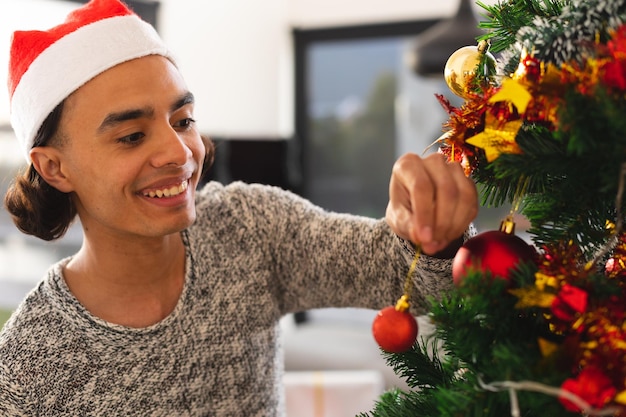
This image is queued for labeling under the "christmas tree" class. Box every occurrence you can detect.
[364,1,626,416]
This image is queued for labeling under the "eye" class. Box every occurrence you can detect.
[117,132,145,145]
[173,118,196,130]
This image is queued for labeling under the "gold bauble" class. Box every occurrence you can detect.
[444,41,495,98]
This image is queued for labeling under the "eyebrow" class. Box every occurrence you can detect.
[97,91,195,134]
[173,91,195,112]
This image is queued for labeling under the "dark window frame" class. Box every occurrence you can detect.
[292,19,441,197]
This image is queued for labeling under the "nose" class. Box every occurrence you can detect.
[151,124,192,167]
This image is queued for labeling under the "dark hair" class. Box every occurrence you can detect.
[4,102,216,241]
[4,102,75,241]
[201,135,216,181]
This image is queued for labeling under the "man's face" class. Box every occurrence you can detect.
[54,55,205,241]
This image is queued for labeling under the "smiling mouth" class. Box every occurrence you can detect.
[143,180,189,198]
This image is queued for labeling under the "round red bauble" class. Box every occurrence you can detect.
[452,229,535,286]
[372,306,418,353]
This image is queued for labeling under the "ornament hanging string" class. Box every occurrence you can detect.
[499,176,531,234]
[591,162,626,265]
[405,245,421,295]
[396,245,421,311]
[510,176,530,217]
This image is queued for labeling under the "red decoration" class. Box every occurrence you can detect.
[605,231,626,278]
[519,53,542,82]
[452,219,536,286]
[372,305,418,353]
[601,25,626,92]
[559,366,617,412]
[551,284,588,322]
[605,257,624,277]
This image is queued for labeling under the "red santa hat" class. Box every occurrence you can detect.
[8,0,173,160]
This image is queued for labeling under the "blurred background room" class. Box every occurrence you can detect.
[0,1,507,415]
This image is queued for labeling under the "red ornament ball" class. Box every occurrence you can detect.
[372,306,418,353]
[452,229,536,286]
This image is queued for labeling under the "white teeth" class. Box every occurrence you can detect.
[145,180,189,198]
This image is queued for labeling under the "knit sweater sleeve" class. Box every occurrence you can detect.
[194,181,457,315]
[0,361,24,416]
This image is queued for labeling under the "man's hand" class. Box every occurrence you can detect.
[386,152,478,255]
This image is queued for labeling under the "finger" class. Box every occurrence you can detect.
[431,160,477,250]
[385,200,414,242]
[400,155,436,245]
[410,153,470,250]
[447,162,478,239]
[424,155,458,249]
[387,154,427,243]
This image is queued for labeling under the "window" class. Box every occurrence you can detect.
[294,21,511,225]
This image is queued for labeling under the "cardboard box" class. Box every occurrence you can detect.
[284,370,385,417]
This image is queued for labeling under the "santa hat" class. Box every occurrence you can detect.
[8,0,173,160]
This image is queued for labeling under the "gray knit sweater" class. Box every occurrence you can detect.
[0,181,454,416]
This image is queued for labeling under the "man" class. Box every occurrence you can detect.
[0,0,477,415]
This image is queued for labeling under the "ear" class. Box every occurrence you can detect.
[30,147,74,193]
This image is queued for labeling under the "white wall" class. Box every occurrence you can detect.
[159,0,466,140]
[0,0,80,125]
[288,0,459,28]
[159,0,294,139]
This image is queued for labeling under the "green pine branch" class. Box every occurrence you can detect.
[361,267,578,417]
[477,0,626,73]
[468,82,626,256]
[477,0,566,54]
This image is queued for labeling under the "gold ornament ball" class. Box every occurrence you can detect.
[444,42,495,98]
